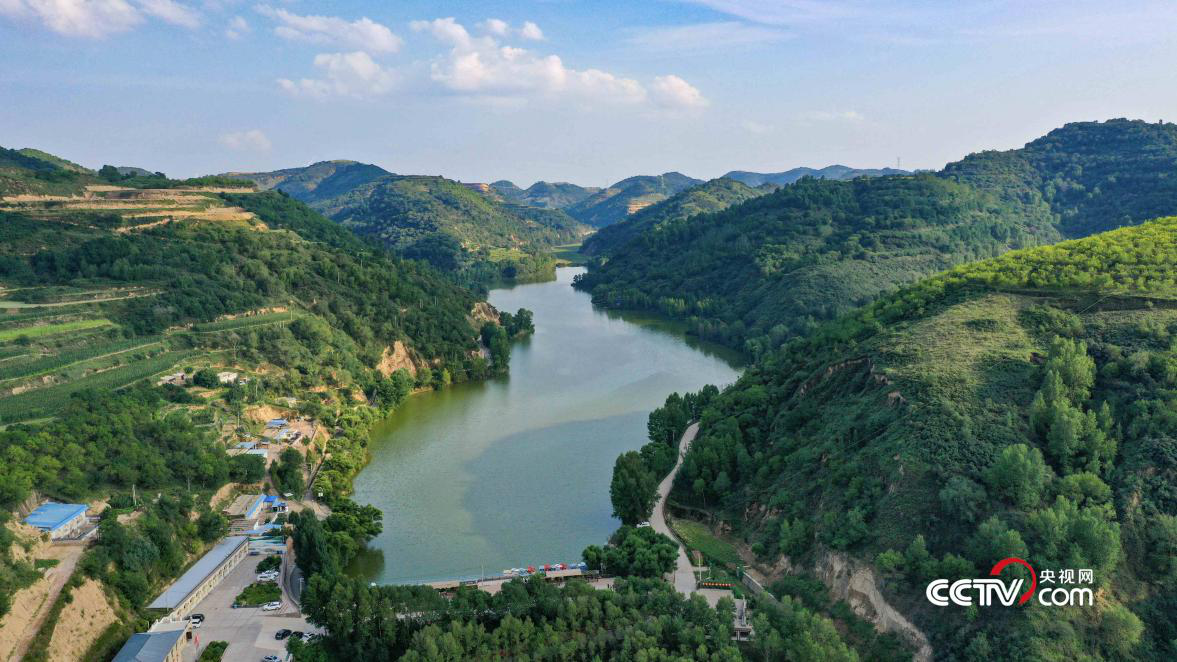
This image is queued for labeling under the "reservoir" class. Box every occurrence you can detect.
[349,267,741,584]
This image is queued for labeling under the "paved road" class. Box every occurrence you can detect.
[650,422,700,597]
[182,555,317,662]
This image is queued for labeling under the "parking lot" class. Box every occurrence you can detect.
[182,554,318,662]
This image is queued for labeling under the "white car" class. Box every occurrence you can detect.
[257,573,279,582]
[261,601,282,611]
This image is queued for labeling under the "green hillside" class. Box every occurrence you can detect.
[233,163,589,281]
[228,160,392,203]
[723,164,909,187]
[664,216,1177,660]
[576,173,1059,356]
[580,177,769,256]
[490,179,601,208]
[565,171,703,227]
[576,120,1177,356]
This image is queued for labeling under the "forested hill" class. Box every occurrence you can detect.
[576,119,1177,356]
[0,150,491,422]
[564,171,703,227]
[580,177,769,256]
[944,118,1177,237]
[723,164,909,187]
[490,179,601,209]
[232,163,588,280]
[671,216,1177,660]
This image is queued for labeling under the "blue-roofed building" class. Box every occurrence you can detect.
[24,502,88,540]
[234,441,256,450]
[266,418,287,428]
[111,624,188,662]
[147,536,248,617]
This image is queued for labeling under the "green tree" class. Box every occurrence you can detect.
[985,444,1050,509]
[610,451,658,526]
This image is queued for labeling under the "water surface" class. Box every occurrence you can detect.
[349,267,740,583]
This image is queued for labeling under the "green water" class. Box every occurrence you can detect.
[348,267,741,584]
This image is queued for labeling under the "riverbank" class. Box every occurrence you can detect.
[349,267,740,584]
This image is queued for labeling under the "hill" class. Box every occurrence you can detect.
[490,179,601,208]
[565,172,703,227]
[232,163,589,281]
[664,216,1177,660]
[580,177,769,256]
[723,165,909,187]
[576,119,1177,356]
[227,160,391,203]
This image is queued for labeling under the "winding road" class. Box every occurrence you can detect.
[650,422,700,596]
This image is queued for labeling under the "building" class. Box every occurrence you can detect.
[265,418,287,429]
[24,502,88,540]
[223,494,266,521]
[111,623,189,662]
[216,371,238,384]
[157,372,186,386]
[146,536,248,618]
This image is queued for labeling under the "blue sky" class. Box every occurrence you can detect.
[2,1,1175,186]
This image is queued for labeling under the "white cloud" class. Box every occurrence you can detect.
[219,129,271,151]
[799,109,865,122]
[628,21,787,51]
[519,21,543,40]
[477,17,543,40]
[0,0,203,36]
[278,51,398,99]
[0,0,142,37]
[257,5,402,53]
[479,17,508,36]
[411,17,703,109]
[139,0,198,28]
[225,14,248,39]
[650,75,708,108]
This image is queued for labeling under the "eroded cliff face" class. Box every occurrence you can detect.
[811,551,933,662]
[756,549,931,662]
[377,340,418,377]
[471,301,501,325]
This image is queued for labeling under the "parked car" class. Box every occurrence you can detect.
[262,601,281,611]
[262,656,281,662]
[275,629,292,640]
[291,631,305,640]
[187,613,204,628]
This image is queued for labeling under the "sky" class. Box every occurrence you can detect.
[1,1,1176,187]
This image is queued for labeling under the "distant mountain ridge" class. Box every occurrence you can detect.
[574,118,1177,355]
[490,180,601,209]
[229,161,588,278]
[722,165,909,187]
[564,171,703,227]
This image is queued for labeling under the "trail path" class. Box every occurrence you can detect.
[650,422,700,596]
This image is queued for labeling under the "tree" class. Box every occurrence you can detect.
[272,447,306,496]
[192,368,219,388]
[610,451,658,526]
[985,444,1050,509]
[940,475,987,523]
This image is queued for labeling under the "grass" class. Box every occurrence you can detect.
[190,312,294,333]
[669,518,742,566]
[0,318,112,342]
[197,641,229,661]
[550,242,589,266]
[234,582,281,607]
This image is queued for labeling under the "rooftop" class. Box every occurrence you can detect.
[24,502,87,532]
[110,627,186,662]
[146,536,247,610]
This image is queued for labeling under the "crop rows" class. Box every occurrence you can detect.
[0,349,199,422]
[0,335,163,381]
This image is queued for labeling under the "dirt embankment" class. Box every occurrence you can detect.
[753,549,933,662]
[471,302,500,325]
[245,404,295,424]
[0,542,84,662]
[43,579,118,662]
[377,340,417,377]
